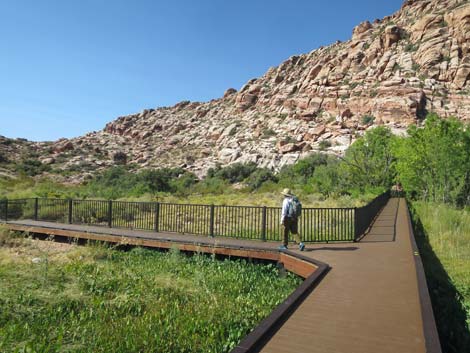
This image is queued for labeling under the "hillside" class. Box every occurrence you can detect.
[2,0,470,181]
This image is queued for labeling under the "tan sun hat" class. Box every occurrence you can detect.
[281,188,293,197]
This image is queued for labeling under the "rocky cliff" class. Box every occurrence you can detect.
[3,0,470,181]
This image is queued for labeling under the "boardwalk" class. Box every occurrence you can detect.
[259,198,430,353]
[3,198,440,353]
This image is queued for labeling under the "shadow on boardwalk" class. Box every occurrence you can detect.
[409,204,470,353]
[304,246,359,252]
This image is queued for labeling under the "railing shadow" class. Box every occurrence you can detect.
[305,246,359,252]
[360,198,400,243]
[408,203,470,353]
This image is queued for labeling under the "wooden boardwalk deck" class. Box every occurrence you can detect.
[3,198,441,353]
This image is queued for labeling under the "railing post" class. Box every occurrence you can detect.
[68,199,73,224]
[261,206,267,241]
[354,207,359,241]
[34,198,39,221]
[209,204,215,237]
[108,200,113,228]
[154,202,160,232]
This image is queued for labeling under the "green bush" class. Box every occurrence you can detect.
[245,169,278,190]
[311,161,343,197]
[0,152,8,164]
[170,173,198,196]
[394,114,470,205]
[112,151,127,165]
[318,140,331,151]
[192,177,231,195]
[361,115,375,125]
[207,163,258,184]
[15,159,51,176]
[83,167,192,199]
[342,126,396,191]
[278,153,329,185]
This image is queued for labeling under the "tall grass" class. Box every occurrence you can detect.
[0,231,301,353]
[411,202,470,353]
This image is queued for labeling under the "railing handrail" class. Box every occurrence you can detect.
[0,192,390,243]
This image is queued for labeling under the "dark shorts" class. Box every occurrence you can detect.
[284,217,298,234]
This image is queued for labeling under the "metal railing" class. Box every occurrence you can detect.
[391,190,405,198]
[0,192,390,243]
[354,191,391,240]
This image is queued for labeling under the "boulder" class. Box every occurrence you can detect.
[236,93,257,110]
[53,141,74,153]
[353,21,372,40]
[41,157,55,165]
[454,59,470,88]
[218,148,241,162]
[223,88,237,98]
[383,26,403,48]
[312,125,326,136]
[278,143,300,154]
[341,109,354,119]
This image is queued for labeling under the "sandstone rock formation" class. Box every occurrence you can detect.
[2,0,470,182]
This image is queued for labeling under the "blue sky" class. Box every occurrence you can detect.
[0,0,403,141]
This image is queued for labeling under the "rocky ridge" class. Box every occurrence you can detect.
[3,0,470,181]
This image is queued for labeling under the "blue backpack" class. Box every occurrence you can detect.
[288,197,302,218]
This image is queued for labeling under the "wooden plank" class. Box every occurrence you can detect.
[280,253,317,278]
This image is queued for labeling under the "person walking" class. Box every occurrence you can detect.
[279,188,305,251]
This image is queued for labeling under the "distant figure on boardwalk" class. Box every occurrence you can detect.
[391,182,404,197]
[279,188,305,251]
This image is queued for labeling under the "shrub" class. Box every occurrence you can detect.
[393,114,470,205]
[312,161,343,197]
[208,163,258,184]
[405,43,419,52]
[278,153,329,185]
[15,159,51,176]
[319,140,331,151]
[170,173,198,195]
[84,167,188,199]
[0,152,8,163]
[245,169,278,190]
[343,126,396,190]
[192,177,230,195]
[361,115,375,125]
[113,151,127,165]
[262,128,277,138]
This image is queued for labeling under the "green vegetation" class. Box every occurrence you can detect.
[318,140,331,151]
[0,152,8,163]
[262,128,277,138]
[0,230,300,353]
[405,42,419,52]
[112,151,127,165]
[394,114,470,206]
[361,114,375,125]
[15,159,52,176]
[207,162,259,184]
[84,167,196,199]
[343,126,395,189]
[410,203,470,353]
